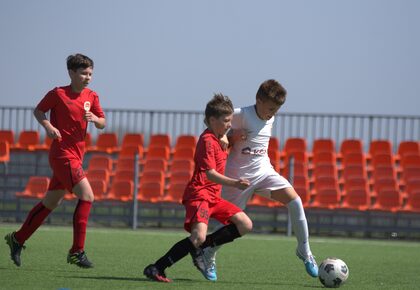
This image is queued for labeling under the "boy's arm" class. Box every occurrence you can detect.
[206,169,249,190]
[33,109,62,140]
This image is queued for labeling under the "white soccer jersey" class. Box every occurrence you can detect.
[225,105,276,181]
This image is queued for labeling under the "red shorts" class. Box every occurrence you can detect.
[183,198,242,232]
[48,157,86,192]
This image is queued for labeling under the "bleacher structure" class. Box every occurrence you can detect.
[1,107,420,239]
[1,131,419,238]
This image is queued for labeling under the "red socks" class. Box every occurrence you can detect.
[14,202,52,245]
[70,199,92,253]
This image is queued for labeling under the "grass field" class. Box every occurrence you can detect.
[1,224,420,290]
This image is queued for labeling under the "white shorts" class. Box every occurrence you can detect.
[222,171,292,210]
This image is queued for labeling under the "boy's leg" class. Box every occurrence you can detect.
[67,178,94,268]
[144,223,206,282]
[203,187,254,278]
[5,190,64,266]
[271,187,318,277]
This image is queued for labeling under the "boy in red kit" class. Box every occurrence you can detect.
[143,94,253,283]
[4,54,105,268]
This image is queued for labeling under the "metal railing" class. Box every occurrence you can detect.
[1,106,419,150]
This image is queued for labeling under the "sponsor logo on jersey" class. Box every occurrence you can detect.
[241,147,267,156]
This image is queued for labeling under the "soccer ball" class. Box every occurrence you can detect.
[318,257,349,288]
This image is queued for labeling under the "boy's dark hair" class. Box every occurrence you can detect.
[256,79,287,106]
[204,93,234,125]
[67,54,94,71]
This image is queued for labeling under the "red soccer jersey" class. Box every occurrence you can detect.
[183,128,228,203]
[36,86,105,160]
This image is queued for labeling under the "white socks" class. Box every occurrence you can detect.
[287,196,312,256]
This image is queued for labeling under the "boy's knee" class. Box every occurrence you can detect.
[236,214,253,236]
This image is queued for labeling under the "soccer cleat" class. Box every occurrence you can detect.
[296,249,318,278]
[191,248,217,281]
[67,251,94,268]
[4,232,25,267]
[202,247,218,281]
[143,264,172,283]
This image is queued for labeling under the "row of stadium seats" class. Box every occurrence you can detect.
[2,130,419,156]
[5,129,419,212]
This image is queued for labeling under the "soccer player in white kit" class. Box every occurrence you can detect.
[202,79,318,280]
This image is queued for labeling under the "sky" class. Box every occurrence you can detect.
[0,0,419,116]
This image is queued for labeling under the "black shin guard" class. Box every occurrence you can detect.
[200,223,241,249]
[155,237,195,271]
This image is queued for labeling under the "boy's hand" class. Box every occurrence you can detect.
[235,178,250,190]
[84,111,98,123]
[219,134,229,150]
[46,125,62,140]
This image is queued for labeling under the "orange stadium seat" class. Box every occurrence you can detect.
[169,170,192,185]
[114,169,135,182]
[86,168,110,184]
[15,130,40,151]
[268,148,281,172]
[312,164,338,180]
[401,155,420,169]
[140,170,165,186]
[162,182,186,204]
[342,152,366,166]
[0,141,10,165]
[397,141,420,160]
[371,154,394,168]
[90,179,107,200]
[309,188,340,209]
[312,152,337,166]
[88,155,113,171]
[146,146,170,160]
[342,177,369,196]
[283,137,307,154]
[369,140,392,157]
[401,189,420,213]
[92,132,119,154]
[341,188,370,211]
[171,159,194,173]
[149,134,171,149]
[373,178,399,197]
[143,158,168,173]
[115,157,138,172]
[0,130,15,146]
[294,185,310,206]
[312,139,335,154]
[16,176,49,199]
[138,182,164,203]
[119,144,144,159]
[175,135,197,149]
[172,147,195,161]
[342,165,367,181]
[371,188,402,212]
[106,180,133,202]
[340,139,363,155]
[121,133,144,148]
[402,167,420,184]
[269,137,280,151]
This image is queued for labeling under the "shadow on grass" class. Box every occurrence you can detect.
[65,275,320,288]
[64,275,194,283]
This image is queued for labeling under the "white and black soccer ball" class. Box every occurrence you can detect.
[318,257,349,288]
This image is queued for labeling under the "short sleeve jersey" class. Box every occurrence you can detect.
[36,85,105,160]
[225,105,275,180]
[183,128,228,203]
